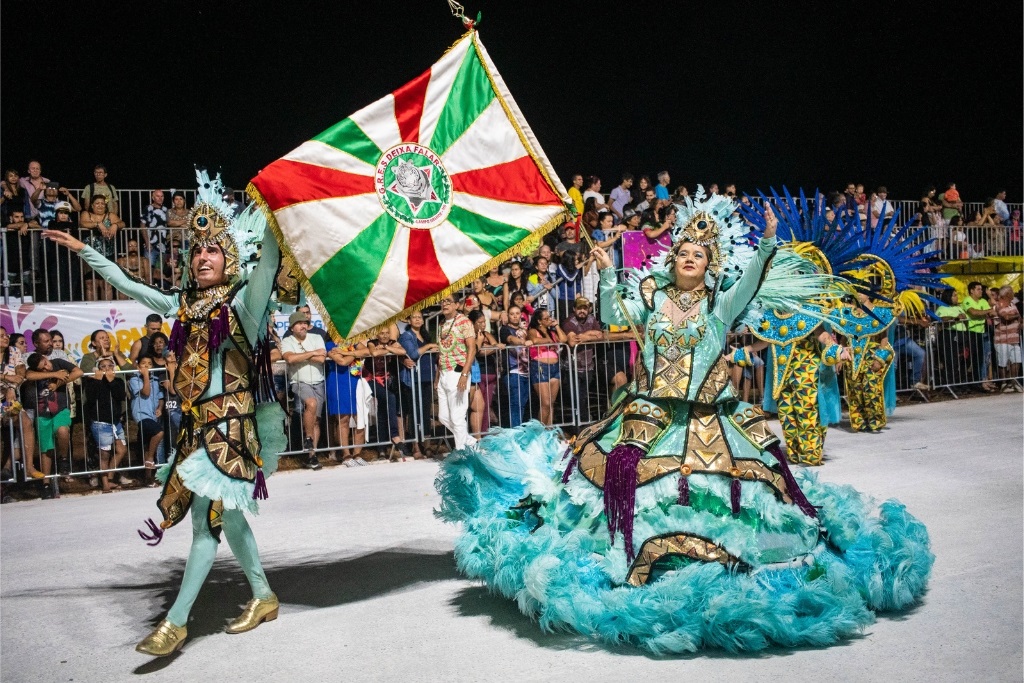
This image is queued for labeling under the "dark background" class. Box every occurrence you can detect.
[2,1,1021,202]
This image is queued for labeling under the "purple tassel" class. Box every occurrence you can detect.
[168,319,186,358]
[253,469,268,500]
[678,475,690,506]
[730,478,741,516]
[208,304,231,352]
[603,444,645,562]
[138,518,164,546]
[768,444,818,518]
[561,454,578,484]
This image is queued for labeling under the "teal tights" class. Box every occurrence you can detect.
[166,495,272,628]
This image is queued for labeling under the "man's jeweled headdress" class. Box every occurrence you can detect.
[184,169,264,287]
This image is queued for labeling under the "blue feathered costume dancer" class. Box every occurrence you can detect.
[436,188,932,654]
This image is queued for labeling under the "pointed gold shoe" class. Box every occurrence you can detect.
[225,593,279,634]
[135,619,187,656]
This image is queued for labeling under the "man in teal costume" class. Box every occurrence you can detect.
[45,172,286,656]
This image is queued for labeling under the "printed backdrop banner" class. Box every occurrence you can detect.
[1,301,172,361]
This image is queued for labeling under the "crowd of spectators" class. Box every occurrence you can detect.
[0,312,184,501]
[1,162,1022,500]
[2,161,1020,303]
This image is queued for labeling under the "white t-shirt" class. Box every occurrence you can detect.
[871,196,894,219]
[280,333,326,384]
[583,190,604,207]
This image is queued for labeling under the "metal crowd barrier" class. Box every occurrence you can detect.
[2,322,1021,499]
[5,188,1022,305]
[1,367,178,494]
[274,351,420,461]
[2,226,194,304]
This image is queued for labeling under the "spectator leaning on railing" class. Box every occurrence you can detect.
[83,356,128,492]
[1,326,42,480]
[280,310,327,471]
[992,285,1022,392]
[79,194,125,300]
[3,208,41,295]
[19,161,49,219]
[22,349,82,494]
[129,354,164,486]
[364,326,410,460]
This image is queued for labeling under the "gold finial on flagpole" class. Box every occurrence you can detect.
[447,0,481,29]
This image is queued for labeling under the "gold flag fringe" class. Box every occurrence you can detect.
[249,182,570,345]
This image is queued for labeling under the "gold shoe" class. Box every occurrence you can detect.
[225,593,279,634]
[135,619,187,656]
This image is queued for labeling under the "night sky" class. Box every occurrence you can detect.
[2,1,1021,203]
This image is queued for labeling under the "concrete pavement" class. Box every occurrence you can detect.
[1,394,1021,682]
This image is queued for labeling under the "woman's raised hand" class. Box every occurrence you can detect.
[592,247,612,270]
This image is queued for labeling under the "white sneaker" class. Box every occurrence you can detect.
[912,382,930,391]
[355,457,369,466]
[343,459,357,468]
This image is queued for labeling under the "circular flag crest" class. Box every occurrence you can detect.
[375,143,453,229]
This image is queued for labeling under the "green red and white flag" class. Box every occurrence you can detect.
[249,30,570,341]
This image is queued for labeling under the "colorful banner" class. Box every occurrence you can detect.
[249,30,570,342]
[1,300,173,361]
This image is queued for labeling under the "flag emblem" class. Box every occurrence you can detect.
[376,144,452,228]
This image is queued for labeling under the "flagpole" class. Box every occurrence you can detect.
[447,0,481,30]
[578,228,646,356]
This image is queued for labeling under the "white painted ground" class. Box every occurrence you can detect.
[1,394,1021,683]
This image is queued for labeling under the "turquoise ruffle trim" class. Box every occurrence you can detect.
[435,422,933,654]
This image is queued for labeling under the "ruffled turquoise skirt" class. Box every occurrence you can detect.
[435,422,932,654]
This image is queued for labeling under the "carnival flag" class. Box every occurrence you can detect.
[249,31,570,341]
